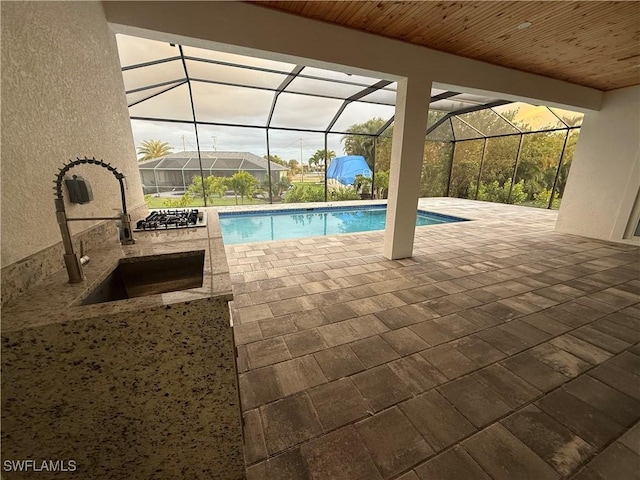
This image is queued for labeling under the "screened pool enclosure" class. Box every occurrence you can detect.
[117,34,583,209]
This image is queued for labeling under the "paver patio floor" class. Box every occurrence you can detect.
[223,198,640,480]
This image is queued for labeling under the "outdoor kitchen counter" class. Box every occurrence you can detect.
[1,208,232,332]
[1,208,245,480]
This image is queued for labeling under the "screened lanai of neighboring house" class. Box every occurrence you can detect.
[117,33,583,209]
[138,151,288,194]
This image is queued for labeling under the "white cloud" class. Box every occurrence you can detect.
[117,33,396,163]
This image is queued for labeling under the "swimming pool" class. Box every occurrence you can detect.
[218,205,468,245]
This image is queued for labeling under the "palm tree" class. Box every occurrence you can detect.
[228,171,257,205]
[287,159,300,177]
[308,149,335,172]
[342,118,384,168]
[263,154,288,166]
[564,115,583,128]
[137,140,173,162]
[342,117,392,170]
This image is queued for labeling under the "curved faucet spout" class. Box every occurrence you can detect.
[54,156,135,283]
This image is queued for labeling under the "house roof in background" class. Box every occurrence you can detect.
[138,151,288,171]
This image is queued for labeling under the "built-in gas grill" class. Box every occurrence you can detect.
[135,209,206,231]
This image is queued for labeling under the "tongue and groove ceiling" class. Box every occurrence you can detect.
[250,1,640,91]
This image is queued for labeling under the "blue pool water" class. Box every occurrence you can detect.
[218,205,467,245]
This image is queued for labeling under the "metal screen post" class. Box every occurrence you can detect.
[446,141,456,197]
[372,137,377,200]
[475,138,488,200]
[324,134,328,202]
[549,130,570,209]
[507,134,525,204]
[178,45,207,206]
[266,128,273,204]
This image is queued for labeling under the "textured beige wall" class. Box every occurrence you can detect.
[1,1,144,268]
[556,86,640,245]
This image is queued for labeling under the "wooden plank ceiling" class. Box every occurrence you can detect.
[249,1,640,91]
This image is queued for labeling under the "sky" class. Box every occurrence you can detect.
[116,34,397,164]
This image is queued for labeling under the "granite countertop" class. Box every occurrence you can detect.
[2,208,232,333]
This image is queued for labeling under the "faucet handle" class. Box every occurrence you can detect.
[119,212,135,245]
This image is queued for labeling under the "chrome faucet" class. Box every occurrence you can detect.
[54,157,135,283]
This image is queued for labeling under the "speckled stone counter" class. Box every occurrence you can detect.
[1,209,244,479]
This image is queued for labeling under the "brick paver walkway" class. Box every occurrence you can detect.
[223,198,640,480]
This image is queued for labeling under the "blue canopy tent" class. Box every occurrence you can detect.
[326,155,372,186]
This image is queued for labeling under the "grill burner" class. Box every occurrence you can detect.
[135,209,205,231]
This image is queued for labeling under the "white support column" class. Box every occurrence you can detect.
[383,76,432,259]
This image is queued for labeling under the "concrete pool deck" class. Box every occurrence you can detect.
[223,197,640,480]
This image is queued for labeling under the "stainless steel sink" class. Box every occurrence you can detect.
[81,250,205,305]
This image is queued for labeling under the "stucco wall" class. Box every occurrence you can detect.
[1,1,144,268]
[556,86,640,244]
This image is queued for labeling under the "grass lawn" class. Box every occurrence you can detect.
[290,182,324,189]
[145,195,269,209]
[290,173,323,183]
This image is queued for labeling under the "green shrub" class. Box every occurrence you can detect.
[509,180,528,205]
[354,174,372,194]
[187,175,228,204]
[472,179,527,204]
[373,170,389,199]
[228,171,257,205]
[533,188,560,209]
[331,186,360,201]
[283,183,325,203]
[270,176,291,199]
[163,193,191,208]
